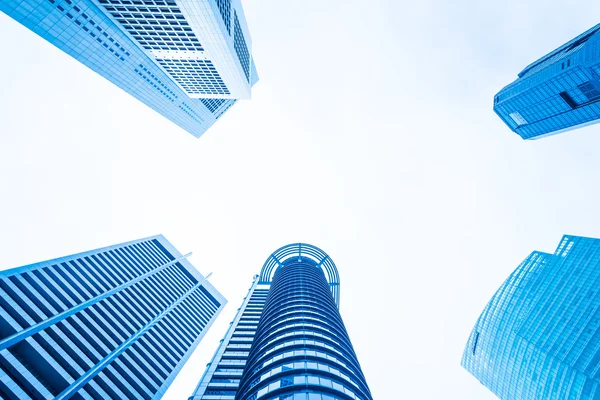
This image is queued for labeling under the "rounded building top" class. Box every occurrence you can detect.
[259,243,340,307]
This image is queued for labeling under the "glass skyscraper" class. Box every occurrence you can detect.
[462,235,600,399]
[0,0,258,138]
[0,235,226,399]
[494,24,600,140]
[189,243,372,400]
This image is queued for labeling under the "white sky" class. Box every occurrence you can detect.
[1,0,600,398]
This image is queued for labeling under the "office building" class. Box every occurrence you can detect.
[462,235,600,399]
[190,243,373,400]
[0,235,226,399]
[494,24,600,139]
[0,0,258,138]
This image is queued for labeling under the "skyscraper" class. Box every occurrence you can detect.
[462,235,600,399]
[190,243,373,400]
[494,24,600,140]
[0,235,226,400]
[0,0,258,138]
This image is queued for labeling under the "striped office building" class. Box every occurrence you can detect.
[190,243,372,400]
[0,235,226,400]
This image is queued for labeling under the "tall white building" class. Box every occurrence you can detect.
[1,0,258,137]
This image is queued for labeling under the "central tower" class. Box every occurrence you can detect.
[190,243,372,400]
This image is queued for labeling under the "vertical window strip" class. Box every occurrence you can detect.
[44,325,94,371]
[31,331,83,380]
[80,257,116,290]
[164,265,194,292]
[167,304,197,342]
[104,294,143,331]
[86,303,128,344]
[56,318,104,362]
[140,241,168,266]
[22,272,67,314]
[55,263,94,301]
[108,291,146,329]
[171,262,197,286]
[74,309,118,351]
[81,381,111,399]
[130,281,162,315]
[130,340,171,378]
[120,285,156,322]
[116,355,158,396]
[34,269,76,308]
[111,248,143,277]
[189,289,215,317]
[67,260,101,296]
[177,297,206,330]
[121,246,151,274]
[0,286,38,330]
[133,243,158,270]
[162,304,195,341]
[102,251,135,281]
[153,320,188,358]
[162,314,194,350]
[1,347,57,397]
[150,239,175,262]
[153,317,189,354]
[44,267,86,305]
[91,371,129,399]
[142,330,178,367]
[123,346,165,386]
[115,289,150,328]
[186,291,212,324]
[102,365,144,399]
[95,299,135,337]
[10,276,56,320]
[103,251,135,282]
[120,348,162,390]
[137,277,169,309]
[152,268,186,301]
[123,245,154,275]
[89,255,122,287]
[145,273,178,305]
[54,319,103,365]
[109,358,154,398]
[149,240,178,264]
[196,292,218,320]
[199,286,221,309]
[68,313,114,358]
[0,362,34,399]
[139,241,167,267]
[148,241,177,266]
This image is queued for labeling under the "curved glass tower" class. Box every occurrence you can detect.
[190,243,372,400]
[462,235,600,399]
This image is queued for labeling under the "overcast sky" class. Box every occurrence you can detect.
[1,0,600,398]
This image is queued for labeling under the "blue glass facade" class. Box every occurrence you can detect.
[494,24,600,139]
[462,235,600,399]
[0,0,258,138]
[0,235,226,399]
[190,243,372,400]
